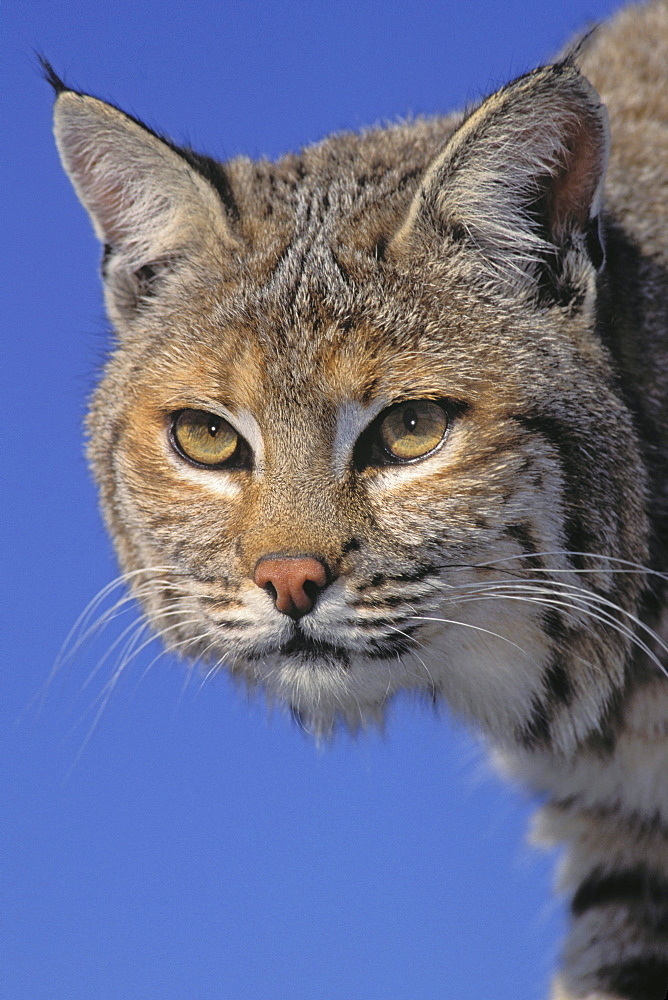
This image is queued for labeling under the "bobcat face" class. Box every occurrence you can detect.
[88,238,643,741]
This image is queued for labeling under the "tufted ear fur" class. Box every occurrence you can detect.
[392,63,610,302]
[53,88,238,325]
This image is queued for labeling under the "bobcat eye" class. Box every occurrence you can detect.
[171,409,241,467]
[379,400,448,462]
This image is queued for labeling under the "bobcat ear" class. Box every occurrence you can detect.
[392,64,609,300]
[53,89,238,320]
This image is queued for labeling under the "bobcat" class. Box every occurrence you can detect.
[46,1,667,997]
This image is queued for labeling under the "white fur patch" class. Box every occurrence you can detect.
[331,398,387,478]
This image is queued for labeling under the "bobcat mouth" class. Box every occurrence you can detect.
[279,632,350,663]
[278,629,413,663]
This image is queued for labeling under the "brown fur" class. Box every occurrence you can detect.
[50,2,667,997]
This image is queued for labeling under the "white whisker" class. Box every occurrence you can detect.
[408,614,532,658]
[471,551,667,581]
[435,578,667,676]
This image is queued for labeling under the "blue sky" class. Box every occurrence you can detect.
[4,2,624,998]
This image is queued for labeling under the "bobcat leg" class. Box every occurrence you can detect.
[537,804,668,1000]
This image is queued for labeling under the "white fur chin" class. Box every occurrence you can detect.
[220,589,553,740]
[245,650,431,738]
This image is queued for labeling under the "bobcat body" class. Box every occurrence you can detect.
[49,2,668,997]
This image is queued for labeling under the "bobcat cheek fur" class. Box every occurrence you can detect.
[48,2,668,998]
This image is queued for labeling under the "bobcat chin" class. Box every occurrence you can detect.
[48,2,667,997]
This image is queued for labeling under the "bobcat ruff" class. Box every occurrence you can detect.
[48,2,668,997]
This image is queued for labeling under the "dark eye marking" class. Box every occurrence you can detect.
[169,409,251,470]
[355,398,468,469]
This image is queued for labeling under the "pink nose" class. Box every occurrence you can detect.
[254,556,330,618]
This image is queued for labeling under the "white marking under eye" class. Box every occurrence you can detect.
[332,398,388,478]
[371,458,449,492]
[174,464,242,497]
[369,427,455,493]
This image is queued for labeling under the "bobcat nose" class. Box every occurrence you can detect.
[254,556,330,619]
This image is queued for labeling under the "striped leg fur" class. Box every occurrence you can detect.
[539,805,668,1000]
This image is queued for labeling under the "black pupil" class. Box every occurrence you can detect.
[207,417,221,437]
[402,408,418,433]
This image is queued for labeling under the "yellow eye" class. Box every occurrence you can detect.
[172,409,239,467]
[379,400,448,461]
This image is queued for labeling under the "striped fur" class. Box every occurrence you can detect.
[49,2,667,997]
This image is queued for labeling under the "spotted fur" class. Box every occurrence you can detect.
[48,2,667,997]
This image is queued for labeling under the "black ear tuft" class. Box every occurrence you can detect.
[557,24,601,68]
[37,54,69,95]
